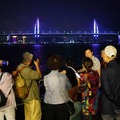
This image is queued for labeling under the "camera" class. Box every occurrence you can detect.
[30,57,38,66]
[0,60,9,66]
[33,57,38,61]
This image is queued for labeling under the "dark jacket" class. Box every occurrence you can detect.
[65,67,78,87]
[101,60,120,115]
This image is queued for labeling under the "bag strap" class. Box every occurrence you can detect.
[67,66,81,79]
[0,72,4,82]
[67,66,76,73]
[17,66,27,73]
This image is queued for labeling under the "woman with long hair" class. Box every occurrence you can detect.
[79,57,99,120]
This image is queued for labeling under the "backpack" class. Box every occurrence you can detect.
[13,66,32,100]
[0,73,8,107]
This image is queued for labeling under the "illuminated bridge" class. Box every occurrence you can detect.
[0,32,119,44]
[0,18,120,44]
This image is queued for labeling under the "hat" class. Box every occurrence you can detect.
[104,45,117,58]
[22,52,33,62]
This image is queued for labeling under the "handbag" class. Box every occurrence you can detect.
[60,92,75,115]
[68,86,78,101]
[65,99,75,115]
[59,79,75,115]
[12,66,32,99]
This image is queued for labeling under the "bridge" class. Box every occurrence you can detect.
[0,32,119,44]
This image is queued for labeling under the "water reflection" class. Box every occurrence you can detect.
[0,44,119,74]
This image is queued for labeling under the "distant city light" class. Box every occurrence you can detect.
[12,36,17,43]
[22,36,26,44]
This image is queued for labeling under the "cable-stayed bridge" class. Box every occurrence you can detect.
[0,18,120,44]
[0,32,119,44]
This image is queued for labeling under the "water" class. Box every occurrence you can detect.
[0,44,120,74]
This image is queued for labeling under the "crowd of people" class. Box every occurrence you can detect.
[0,45,120,120]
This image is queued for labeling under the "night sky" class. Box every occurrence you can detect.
[0,0,120,33]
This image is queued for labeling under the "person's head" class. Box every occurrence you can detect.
[22,52,33,65]
[82,57,93,72]
[102,45,117,63]
[65,57,74,67]
[85,48,93,58]
[100,49,105,59]
[47,55,63,70]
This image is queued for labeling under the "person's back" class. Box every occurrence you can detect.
[0,71,16,120]
[60,58,80,102]
[79,57,99,120]
[101,60,120,114]
[101,45,120,120]
[44,70,71,104]
[65,58,78,87]
[43,55,71,120]
[16,52,42,120]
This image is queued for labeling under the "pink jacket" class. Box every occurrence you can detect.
[0,72,16,111]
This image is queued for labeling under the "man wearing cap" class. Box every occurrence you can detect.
[101,45,120,120]
[16,52,42,120]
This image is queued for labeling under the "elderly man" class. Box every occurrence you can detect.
[16,52,42,120]
[101,45,120,120]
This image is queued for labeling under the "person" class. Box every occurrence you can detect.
[77,48,101,119]
[15,52,42,120]
[78,57,99,120]
[100,49,107,69]
[60,57,82,120]
[0,60,16,120]
[43,55,72,120]
[63,58,79,87]
[60,57,79,101]
[101,45,120,120]
[77,48,101,78]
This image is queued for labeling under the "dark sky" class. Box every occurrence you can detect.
[0,0,120,33]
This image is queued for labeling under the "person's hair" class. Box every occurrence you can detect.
[47,55,63,70]
[85,48,93,52]
[65,57,74,67]
[82,57,93,72]
[22,52,33,63]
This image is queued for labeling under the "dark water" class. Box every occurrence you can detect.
[1,43,120,120]
[1,43,120,74]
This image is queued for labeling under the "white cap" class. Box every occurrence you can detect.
[104,45,117,58]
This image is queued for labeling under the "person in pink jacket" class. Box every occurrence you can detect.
[0,69,16,120]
